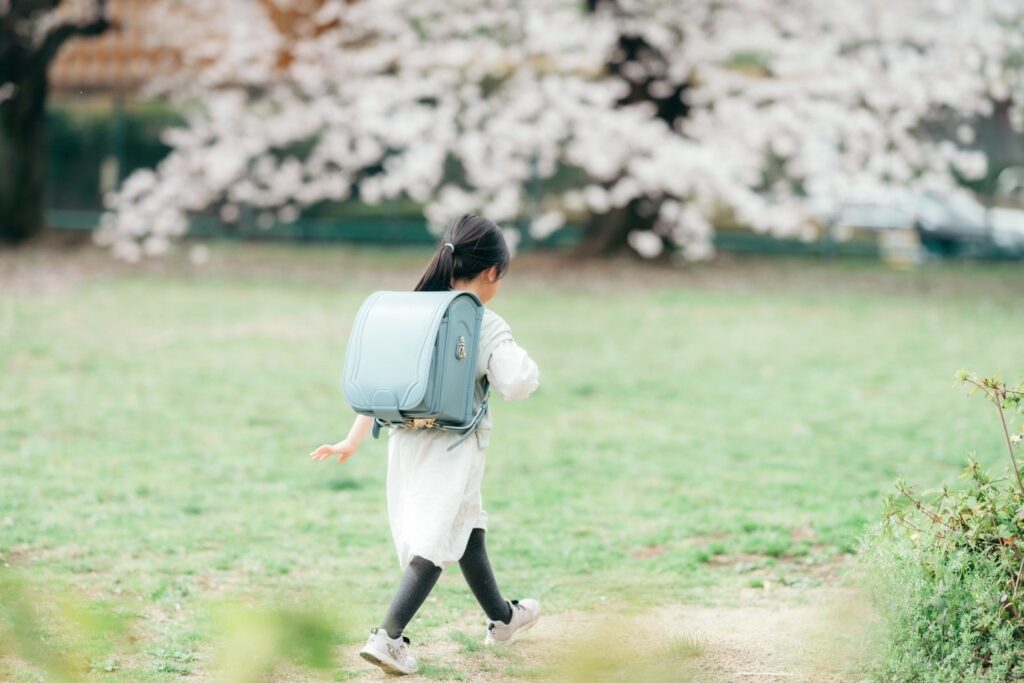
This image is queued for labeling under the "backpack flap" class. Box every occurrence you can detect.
[342,290,479,424]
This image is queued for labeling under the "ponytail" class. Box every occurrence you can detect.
[414,214,510,292]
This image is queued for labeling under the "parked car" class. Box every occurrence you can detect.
[912,192,991,258]
[821,180,1024,260]
[987,164,1024,255]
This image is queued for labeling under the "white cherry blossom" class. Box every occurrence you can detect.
[95,0,1024,260]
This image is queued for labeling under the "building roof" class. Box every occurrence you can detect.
[50,0,164,93]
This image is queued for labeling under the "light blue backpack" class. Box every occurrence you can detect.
[342,290,489,451]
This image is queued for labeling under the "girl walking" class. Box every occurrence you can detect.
[310,214,542,675]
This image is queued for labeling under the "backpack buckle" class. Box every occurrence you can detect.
[407,418,437,429]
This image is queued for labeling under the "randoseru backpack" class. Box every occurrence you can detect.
[341,290,489,451]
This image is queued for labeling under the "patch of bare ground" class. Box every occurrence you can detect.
[333,583,877,682]
[705,549,854,588]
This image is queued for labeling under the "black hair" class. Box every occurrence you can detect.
[414,214,511,292]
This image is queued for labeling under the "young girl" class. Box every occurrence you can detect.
[310,214,542,676]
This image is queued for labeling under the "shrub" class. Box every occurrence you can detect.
[860,372,1024,682]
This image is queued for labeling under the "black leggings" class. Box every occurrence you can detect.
[380,528,512,638]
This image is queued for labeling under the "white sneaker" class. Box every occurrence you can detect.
[359,627,418,675]
[484,599,541,645]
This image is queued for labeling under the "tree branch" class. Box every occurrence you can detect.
[33,0,114,67]
[11,0,63,18]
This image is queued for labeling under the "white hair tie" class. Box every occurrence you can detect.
[444,242,455,253]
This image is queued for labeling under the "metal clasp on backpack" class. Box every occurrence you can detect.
[456,336,466,360]
[406,418,437,429]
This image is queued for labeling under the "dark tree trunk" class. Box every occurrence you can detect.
[0,69,48,244]
[578,0,691,257]
[577,200,646,258]
[0,0,113,245]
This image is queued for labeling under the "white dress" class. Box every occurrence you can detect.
[385,308,540,570]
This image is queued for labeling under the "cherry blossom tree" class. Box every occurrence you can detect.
[96,0,1024,262]
[1,0,114,244]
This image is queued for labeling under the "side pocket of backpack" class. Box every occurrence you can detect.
[427,315,449,415]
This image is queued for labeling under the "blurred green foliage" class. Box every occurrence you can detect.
[45,97,181,210]
[0,569,127,681]
[208,599,345,682]
[1,568,346,682]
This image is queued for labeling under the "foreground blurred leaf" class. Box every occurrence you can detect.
[0,568,127,682]
[210,599,345,682]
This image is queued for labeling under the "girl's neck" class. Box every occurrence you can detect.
[452,281,490,304]
[453,281,480,297]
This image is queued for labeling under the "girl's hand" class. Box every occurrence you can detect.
[309,439,358,464]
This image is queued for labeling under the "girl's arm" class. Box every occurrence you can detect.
[487,340,540,400]
[310,414,374,464]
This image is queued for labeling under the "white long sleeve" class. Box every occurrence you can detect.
[486,339,540,400]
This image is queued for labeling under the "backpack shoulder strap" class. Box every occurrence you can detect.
[443,377,490,452]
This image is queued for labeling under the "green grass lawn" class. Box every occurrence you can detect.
[2,243,1023,681]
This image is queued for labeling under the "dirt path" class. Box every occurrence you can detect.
[336,586,879,682]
